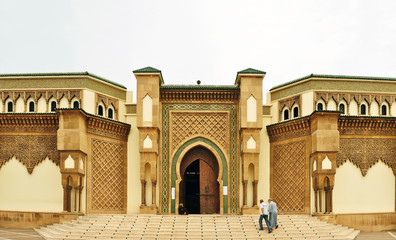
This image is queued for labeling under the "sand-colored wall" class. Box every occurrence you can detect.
[59,97,69,108]
[333,160,395,214]
[15,98,24,112]
[258,116,272,202]
[392,102,396,116]
[301,91,314,117]
[82,90,96,115]
[126,114,141,213]
[270,101,278,124]
[327,99,337,111]
[37,97,46,112]
[0,157,63,212]
[370,101,379,116]
[118,99,126,122]
[350,100,358,115]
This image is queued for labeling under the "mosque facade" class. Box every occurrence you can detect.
[0,67,394,230]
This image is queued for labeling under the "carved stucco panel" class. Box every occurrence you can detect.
[0,135,59,173]
[171,112,229,152]
[91,138,125,211]
[337,138,396,176]
[273,140,306,212]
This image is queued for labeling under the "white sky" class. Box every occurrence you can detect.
[1,0,396,103]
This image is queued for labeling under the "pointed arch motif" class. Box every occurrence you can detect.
[143,94,153,124]
[247,94,257,122]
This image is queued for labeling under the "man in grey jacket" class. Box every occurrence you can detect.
[268,198,278,231]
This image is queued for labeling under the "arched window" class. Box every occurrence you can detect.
[360,104,367,115]
[293,106,299,118]
[73,101,79,109]
[29,101,35,112]
[108,108,114,119]
[339,103,345,114]
[317,103,323,111]
[98,105,104,116]
[283,109,289,120]
[51,101,57,112]
[381,105,387,116]
[7,101,13,112]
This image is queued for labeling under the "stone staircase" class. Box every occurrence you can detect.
[35,214,360,240]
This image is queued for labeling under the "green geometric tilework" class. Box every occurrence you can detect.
[161,103,239,214]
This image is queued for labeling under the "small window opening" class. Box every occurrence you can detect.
[108,108,114,119]
[293,106,299,118]
[284,109,289,120]
[29,101,35,112]
[360,104,367,115]
[73,101,80,109]
[98,105,104,116]
[7,102,13,112]
[339,103,345,114]
[51,101,57,112]
[381,105,387,116]
[317,103,323,111]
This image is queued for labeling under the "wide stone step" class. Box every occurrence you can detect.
[36,214,360,240]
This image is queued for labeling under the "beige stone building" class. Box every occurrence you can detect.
[0,68,394,230]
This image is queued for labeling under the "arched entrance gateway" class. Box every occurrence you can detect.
[171,137,229,214]
[179,146,219,214]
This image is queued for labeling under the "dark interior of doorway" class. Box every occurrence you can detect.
[184,160,200,214]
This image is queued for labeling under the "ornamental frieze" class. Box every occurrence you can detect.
[160,89,239,103]
[0,114,58,133]
[315,91,396,106]
[87,117,130,141]
[97,94,118,108]
[1,90,82,103]
[338,116,396,135]
[279,95,300,110]
[267,117,310,142]
[337,138,396,176]
[0,135,59,174]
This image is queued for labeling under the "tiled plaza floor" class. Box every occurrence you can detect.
[0,228,44,240]
[356,231,396,240]
[0,227,395,240]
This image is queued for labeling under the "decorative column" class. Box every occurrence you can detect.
[152,180,157,205]
[141,180,146,206]
[242,180,248,206]
[236,68,265,214]
[252,180,258,206]
[134,67,162,214]
[310,111,340,215]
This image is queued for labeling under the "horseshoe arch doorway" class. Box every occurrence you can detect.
[179,146,220,214]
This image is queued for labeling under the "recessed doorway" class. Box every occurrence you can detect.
[179,146,220,214]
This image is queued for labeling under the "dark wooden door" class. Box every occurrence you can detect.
[184,160,200,214]
[199,159,219,214]
[179,146,220,214]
